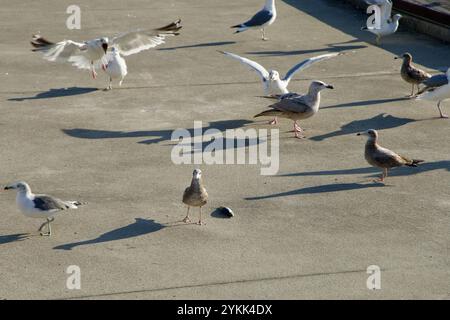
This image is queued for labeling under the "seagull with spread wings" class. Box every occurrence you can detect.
[31,19,182,80]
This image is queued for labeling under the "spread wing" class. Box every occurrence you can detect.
[31,35,93,69]
[111,19,182,56]
[220,51,269,82]
[283,53,342,83]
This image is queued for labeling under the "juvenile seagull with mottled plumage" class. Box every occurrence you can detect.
[182,169,208,225]
[3,181,85,236]
[231,0,276,41]
[357,129,424,182]
[395,52,431,97]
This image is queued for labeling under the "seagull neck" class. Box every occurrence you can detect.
[264,0,275,11]
[18,188,33,199]
[190,178,202,189]
[365,137,378,148]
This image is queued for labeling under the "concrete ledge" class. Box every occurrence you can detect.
[342,0,450,43]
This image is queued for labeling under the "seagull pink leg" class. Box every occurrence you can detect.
[437,101,448,119]
[293,121,305,139]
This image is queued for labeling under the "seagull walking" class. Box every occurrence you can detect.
[31,19,182,80]
[231,0,276,40]
[182,169,208,225]
[395,52,431,97]
[3,181,85,236]
[416,68,450,118]
[254,81,334,139]
[357,129,424,182]
[361,0,401,44]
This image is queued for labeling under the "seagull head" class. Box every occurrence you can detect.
[357,129,378,141]
[393,14,402,22]
[310,80,334,92]
[99,37,109,54]
[4,181,30,192]
[268,70,280,81]
[395,52,412,62]
[192,169,202,180]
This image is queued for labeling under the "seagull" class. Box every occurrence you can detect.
[361,0,401,44]
[31,19,182,80]
[357,129,424,182]
[231,0,276,40]
[220,51,341,124]
[254,81,334,139]
[182,169,208,225]
[3,181,85,236]
[104,47,128,90]
[416,68,450,118]
[395,53,431,97]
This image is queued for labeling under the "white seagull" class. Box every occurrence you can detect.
[104,47,128,90]
[361,0,402,44]
[231,0,276,40]
[221,51,341,124]
[31,19,182,80]
[416,68,450,118]
[3,181,85,236]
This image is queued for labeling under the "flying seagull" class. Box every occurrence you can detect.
[3,181,85,236]
[231,0,276,40]
[357,129,424,182]
[254,81,334,139]
[31,19,182,80]
[361,0,401,44]
[416,68,450,118]
[182,169,208,225]
[395,52,431,97]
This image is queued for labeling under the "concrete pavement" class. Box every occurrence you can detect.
[0,0,448,299]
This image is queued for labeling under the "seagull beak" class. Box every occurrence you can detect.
[356,133,361,136]
[4,186,11,190]
[326,84,334,89]
[394,56,400,59]
[102,43,108,54]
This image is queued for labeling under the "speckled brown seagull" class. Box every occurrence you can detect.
[357,129,424,182]
[395,53,431,97]
[182,169,208,225]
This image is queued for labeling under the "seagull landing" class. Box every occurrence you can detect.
[31,19,182,81]
[357,129,424,182]
[231,0,276,41]
[3,181,85,236]
[361,1,401,45]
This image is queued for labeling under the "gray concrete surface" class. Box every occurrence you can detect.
[0,0,449,300]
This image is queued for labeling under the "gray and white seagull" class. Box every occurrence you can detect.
[31,19,182,80]
[231,0,276,40]
[3,181,85,236]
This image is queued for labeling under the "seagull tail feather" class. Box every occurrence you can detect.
[30,35,54,50]
[156,19,182,33]
[405,159,425,167]
[254,109,281,118]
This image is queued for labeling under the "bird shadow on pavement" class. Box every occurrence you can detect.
[323,97,409,110]
[0,233,30,245]
[158,41,236,51]
[246,44,367,57]
[62,119,262,150]
[53,218,164,250]
[310,113,417,141]
[244,182,386,200]
[8,87,98,101]
[277,160,450,178]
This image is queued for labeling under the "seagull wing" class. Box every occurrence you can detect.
[220,51,269,82]
[269,95,310,113]
[31,35,93,69]
[111,19,182,56]
[283,52,341,83]
[372,146,407,167]
[33,195,72,211]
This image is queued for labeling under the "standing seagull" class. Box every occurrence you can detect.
[3,181,85,236]
[254,81,334,139]
[357,129,424,182]
[31,19,182,80]
[231,0,276,41]
[104,47,128,90]
[361,0,401,45]
[395,53,431,97]
[182,169,208,225]
[416,68,450,118]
